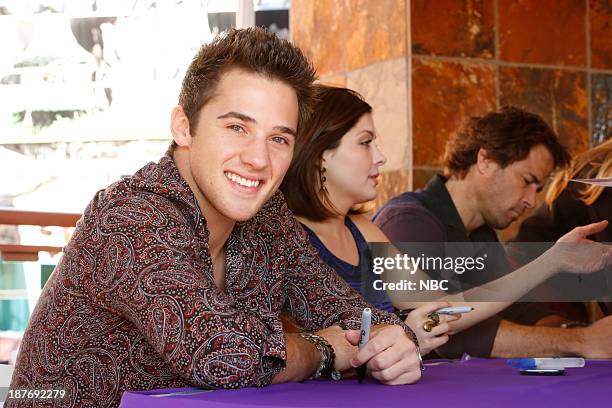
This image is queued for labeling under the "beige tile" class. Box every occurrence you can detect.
[347,57,410,173]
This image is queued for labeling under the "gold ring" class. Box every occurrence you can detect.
[428,312,440,325]
[422,320,435,333]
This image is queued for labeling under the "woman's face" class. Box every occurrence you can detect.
[321,113,387,211]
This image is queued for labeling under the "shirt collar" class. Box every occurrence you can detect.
[424,175,468,233]
[423,174,497,242]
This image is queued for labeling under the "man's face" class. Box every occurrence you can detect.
[477,144,554,230]
[174,68,298,223]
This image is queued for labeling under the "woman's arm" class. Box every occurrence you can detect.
[354,215,612,333]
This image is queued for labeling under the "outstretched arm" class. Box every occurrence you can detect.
[374,210,612,333]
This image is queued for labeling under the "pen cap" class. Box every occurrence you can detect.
[507,358,537,370]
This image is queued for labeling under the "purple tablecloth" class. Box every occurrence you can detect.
[119,358,612,408]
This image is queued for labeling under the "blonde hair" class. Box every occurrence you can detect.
[546,138,612,208]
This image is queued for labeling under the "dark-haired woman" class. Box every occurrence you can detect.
[281,85,458,355]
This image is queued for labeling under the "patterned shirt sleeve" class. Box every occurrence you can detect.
[79,190,287,389]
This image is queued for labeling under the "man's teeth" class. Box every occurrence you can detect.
[226,172,260,187]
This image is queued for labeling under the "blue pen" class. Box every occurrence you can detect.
[507,357,585,370]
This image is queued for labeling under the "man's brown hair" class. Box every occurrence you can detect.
[169,27,317,152]
[443,106,571,178]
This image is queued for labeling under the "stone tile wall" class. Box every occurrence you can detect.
[291,0,612,239]
[291,0,412,208]
[411,0,611,239]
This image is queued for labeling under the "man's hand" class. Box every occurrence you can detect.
[550,221,612,274]
[575,315,612,359]
[345,324,422,385]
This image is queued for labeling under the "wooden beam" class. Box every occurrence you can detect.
[0,244,64,262]
[0,207,81,227]
[2,252,38,262]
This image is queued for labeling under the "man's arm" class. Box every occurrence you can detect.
[377,209,612,333]
[81,192,289,389]
[272,334,319,383]
[491,316,612,358]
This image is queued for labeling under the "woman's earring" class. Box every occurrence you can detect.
[320,167,328,194]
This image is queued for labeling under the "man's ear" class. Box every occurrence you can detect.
[170,106,191,147]
[475,148,493,175]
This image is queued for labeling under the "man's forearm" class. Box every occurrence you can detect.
[490,319,583,358]
[272,333,319,384]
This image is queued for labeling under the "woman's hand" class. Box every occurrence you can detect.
[550,221,612,274]
[404,301,461,356]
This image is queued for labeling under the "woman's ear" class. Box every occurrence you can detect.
[170,106,191,147]
[321,149,332,164]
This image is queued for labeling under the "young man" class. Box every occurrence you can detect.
[8,28,420,408]
[374,106,612,359]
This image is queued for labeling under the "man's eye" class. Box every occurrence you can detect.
[229,124,245,133]
[272,136,289,145]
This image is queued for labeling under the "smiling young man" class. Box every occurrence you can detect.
[8,28,421,408]
[375,106,612,359]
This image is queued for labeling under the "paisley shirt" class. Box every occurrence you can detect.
[8,156,409,408]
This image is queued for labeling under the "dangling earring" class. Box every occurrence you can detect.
[319,167,328,194]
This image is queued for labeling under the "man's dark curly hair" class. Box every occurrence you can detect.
[443,106,571,178]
